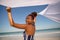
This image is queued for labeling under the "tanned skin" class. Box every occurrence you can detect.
[6,7,36,35]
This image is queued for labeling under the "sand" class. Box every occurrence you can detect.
[0,31,60,40]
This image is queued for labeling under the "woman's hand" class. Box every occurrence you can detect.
[6,7,11,13]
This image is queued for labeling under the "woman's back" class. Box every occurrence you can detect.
[25,24,35,35]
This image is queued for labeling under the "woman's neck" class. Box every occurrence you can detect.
[27,23,35,26]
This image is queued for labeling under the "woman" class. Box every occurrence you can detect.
[6,7,37,40]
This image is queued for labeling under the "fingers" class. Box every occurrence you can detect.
[6,7,11,12]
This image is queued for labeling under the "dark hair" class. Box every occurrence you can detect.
[31,12,37,17]
[28,12,37,20]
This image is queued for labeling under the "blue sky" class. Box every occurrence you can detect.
[0,4,60,33]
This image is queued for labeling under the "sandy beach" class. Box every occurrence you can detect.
[0,31,60,40]
[0,36,60,40]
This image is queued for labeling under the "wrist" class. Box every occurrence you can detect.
[8,12,11,14]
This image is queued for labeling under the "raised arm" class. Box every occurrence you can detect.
[6,7,26,29]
